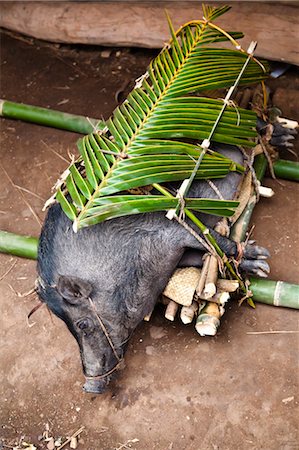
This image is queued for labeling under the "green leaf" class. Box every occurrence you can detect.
[76,195,239,228]
[54,4,269,230]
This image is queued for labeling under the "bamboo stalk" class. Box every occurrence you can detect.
[0,99,106,134]
[249,277,299,309]
[0,230,38,259]
[273,159,299,182]
[195,301,221,336]
[253,153,268,181]
[230,154,266,243]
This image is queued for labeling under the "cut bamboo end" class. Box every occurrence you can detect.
[204,291,230,305]
[249,277,299,309]
[0,230,38,260]
[165,300,179,321]
[195,301,221,336]
[195,314,220,336]
[203,282,217,299]
[180,301,199,325]
[258,185,274,198]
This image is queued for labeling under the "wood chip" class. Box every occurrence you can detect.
[70,437,78,449]
[47,438,55,450]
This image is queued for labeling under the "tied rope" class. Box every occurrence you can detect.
[85,297,123,381]
[165,41,258,277]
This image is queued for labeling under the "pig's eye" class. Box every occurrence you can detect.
[76,318,94,335]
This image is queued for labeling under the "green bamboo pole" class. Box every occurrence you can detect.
[2,229,298,309]
[1,102,298,308]
[273,159,299,182]
[0,230,38,260]
[0,99,106,134]
[230,154,266,242]
[250,277,299,309]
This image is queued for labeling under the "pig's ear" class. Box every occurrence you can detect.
[57,275,92,304]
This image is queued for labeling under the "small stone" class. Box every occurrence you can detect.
[101,49,112,58]
[145,345,155,356]
[47,437,55,450]
[149,326,167,340]
[70,436,78,449]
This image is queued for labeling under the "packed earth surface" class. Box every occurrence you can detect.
[0,31,298,450]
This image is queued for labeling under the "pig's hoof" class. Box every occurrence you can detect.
[243,244,270,261]
[270,123,297,149]
[239,259,270,278]
[83,377,108,394]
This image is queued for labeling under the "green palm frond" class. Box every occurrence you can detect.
[52,4,269,231]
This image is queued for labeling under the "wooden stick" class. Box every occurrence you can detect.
[165,300,179,321]
[203,255,218,299]
[195,254,210,296]
[57,427,85,450]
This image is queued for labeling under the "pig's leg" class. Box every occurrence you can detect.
[178,224,270,277]
[178,247,270,278]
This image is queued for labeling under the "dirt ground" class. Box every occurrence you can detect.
[0,31,298,450]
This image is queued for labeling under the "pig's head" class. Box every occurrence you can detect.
[37,203,186,393]
[36,272,135,394]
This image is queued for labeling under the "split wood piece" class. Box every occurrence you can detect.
[203,255,219,299]
[165,300,179,321]
[180,301,199,325]
[144,310,153,322]
[217,279,239,293]
[195,254,210,297]
[202,291,230,305]
[258,185,274,198]
[195,302,222,336]
[201,218,231,301]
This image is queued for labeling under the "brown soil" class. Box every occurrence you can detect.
[0,32,298,450]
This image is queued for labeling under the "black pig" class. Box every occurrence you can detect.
[37,143,272,394]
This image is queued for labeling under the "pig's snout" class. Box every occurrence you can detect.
[83,377,108,394]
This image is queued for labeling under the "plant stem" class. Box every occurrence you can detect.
[153,183,244,288]
[0,230,38,260]
[0,99,106,134]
